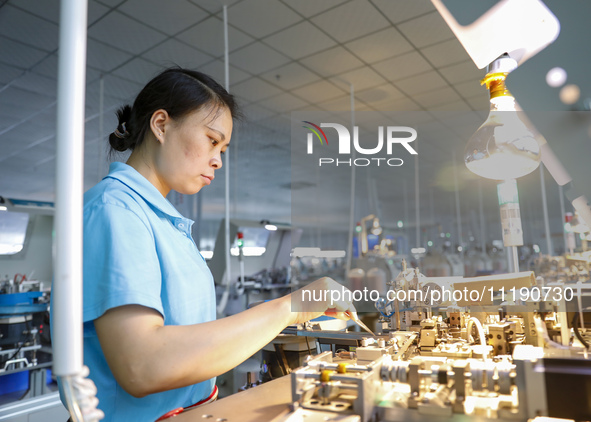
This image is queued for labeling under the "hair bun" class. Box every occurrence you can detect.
[108,105,134,152]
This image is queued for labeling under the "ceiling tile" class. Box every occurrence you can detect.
[260,62,320,90]
[0,62,25,85]
[317,94,364,111]
[12,72,57,98]
[188,0,243,14]
[291,80,346,104]
[231,78,283,103]
[197,60,251,86]
[421,39,470,68]
[0,86,55,111]
[10,0,60,23]
[426,99,472,112]
[345,27,413,64]
[453,80,489,101]
[0,37,48,69]
[88,1,112,25]
[142,39,214,69]
[87,39,133,72]
[371,51,432,82]
[227,0,302,39]
[263,21,336,60]
[176,16,254,57]
[112,57,165,84]
[88,11,168,55]
[86,67,103,83]
[311,0,390,43]
[356,84,406,106]
[30,54,58,79]
[242,103,277,121]
[300,46,363,77]
[397,11,455,48]
[230,42,290,75]
[119,0,208,36]
[334,67,386,91]
[371,0,435,24]
[394,70,448,95]
[466,95,490,111]
[95,0,128,7]
[99,75,143,101]
[257,92,309,113]
[412,86,461,108]
[439,60,483,84]
[0,5,58,52]
[281,0,350,18]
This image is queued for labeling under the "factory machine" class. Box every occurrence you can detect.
[0,275,52,398]
[283,261,591,422]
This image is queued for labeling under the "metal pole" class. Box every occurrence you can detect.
[53,0,88,376]
[345,84,356,274]
[478,180,486,253]
[403,181,409,252]
[414,150,420,247]
[507,246,519,272]
[223,4,231,287]
[559,184,567,254]
[452,154,464,260]
[540,163,553,256]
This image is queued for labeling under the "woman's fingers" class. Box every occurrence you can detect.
[290,277,357,323]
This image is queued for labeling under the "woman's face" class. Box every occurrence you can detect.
[155,106,233,196]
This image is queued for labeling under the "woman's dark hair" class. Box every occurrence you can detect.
[109,67,240,153]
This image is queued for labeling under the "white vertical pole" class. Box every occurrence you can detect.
[403,181,409,251]
[478,180,486,253]
[559,185,567,253]
[345,84,356,274]
[414,151,420,247]
[223,5,232,288]
[452,154,464,260]
[540,163,553,256]
[53,0,88,376]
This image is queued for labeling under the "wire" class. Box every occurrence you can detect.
[375,299,396,318]
[572,312,590,349]
[2,318,34,367]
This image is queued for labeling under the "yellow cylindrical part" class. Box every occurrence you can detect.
[481,72,512,99]
[320,370,332,382]
[337,363,348,374]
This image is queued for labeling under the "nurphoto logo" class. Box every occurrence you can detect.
[302,121,418,167]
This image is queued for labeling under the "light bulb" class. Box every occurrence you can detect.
[465,68,541,180]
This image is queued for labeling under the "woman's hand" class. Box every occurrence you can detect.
[93,276,356,397]
[287,277,357,325]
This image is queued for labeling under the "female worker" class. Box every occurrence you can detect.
[76,67,356,421]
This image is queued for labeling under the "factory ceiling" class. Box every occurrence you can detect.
[0,0,590,249]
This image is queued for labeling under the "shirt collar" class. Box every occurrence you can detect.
[105,162,191,225]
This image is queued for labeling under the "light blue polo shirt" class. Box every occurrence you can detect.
[77,161,216,421]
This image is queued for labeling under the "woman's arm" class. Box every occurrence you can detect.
[94,277,354,398]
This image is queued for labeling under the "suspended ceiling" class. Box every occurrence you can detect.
[0,0,590,250]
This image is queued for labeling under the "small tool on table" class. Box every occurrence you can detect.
[346,311,376,336]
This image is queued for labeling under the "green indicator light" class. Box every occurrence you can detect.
[446,233,451,238]
[355,225,362,233]
[427,241,433,247]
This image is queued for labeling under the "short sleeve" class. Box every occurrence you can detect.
[83,202,163,322]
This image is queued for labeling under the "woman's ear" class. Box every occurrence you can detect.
[150,109,169,143]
